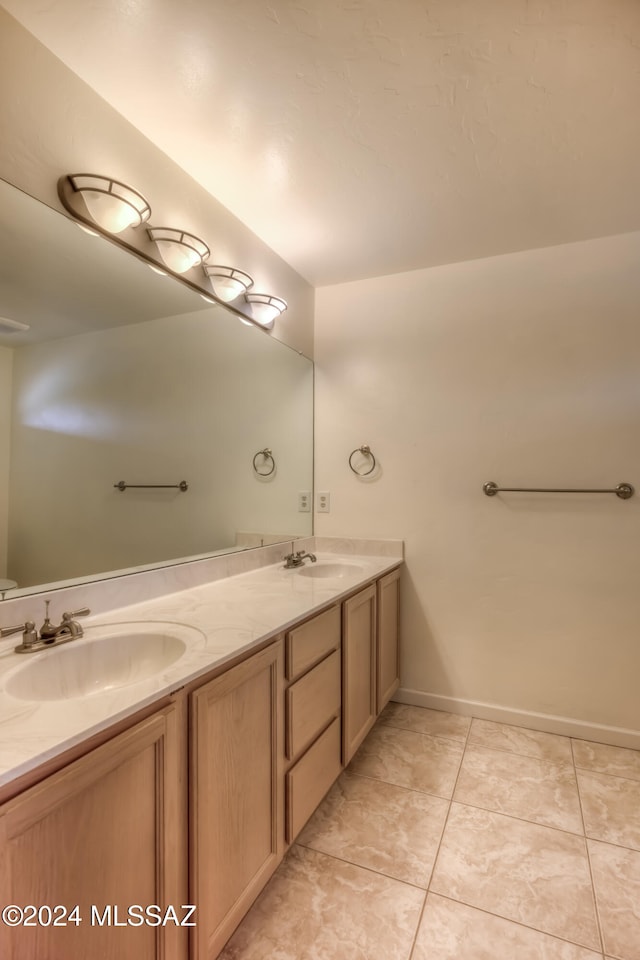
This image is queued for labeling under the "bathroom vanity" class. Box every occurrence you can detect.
[0,549,401,960]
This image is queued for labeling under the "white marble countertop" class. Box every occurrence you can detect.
[0,551,401,788]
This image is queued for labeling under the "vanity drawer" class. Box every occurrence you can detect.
[286,604,341,682]
[285,717,341,842]
[286,650,341,761]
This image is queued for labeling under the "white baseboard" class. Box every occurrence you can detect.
[393,688,640,751]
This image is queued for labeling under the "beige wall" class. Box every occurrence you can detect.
[0,347,12,576]
[0,8,314,358]
[315,231,640,742]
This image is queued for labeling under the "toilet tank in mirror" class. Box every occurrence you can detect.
[0,178,313,596]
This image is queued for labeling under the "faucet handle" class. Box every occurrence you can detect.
[1,620,36,639]
[62,607,91,622]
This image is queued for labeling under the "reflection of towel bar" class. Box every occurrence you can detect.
[114,480,189,492]
[483,481,634,500]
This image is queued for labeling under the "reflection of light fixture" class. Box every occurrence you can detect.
[244,293,287,329]
[0,316,30,332]
[203,265,254,302]
[68,174,151,234]
[147,227,210,274]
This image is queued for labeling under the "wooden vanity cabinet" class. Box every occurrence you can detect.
[0,565,401,960]
[0,703,186,960]
[189,639,283,960]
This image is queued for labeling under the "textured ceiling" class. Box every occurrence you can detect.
[4,0,640,286]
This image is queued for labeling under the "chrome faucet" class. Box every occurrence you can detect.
[39,601,90,642]
[1,602,91,654]
[283,549,317,569]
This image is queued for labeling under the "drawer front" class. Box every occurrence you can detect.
[285,717,342,843]
[286,650,341,761]
[286,604,341,682]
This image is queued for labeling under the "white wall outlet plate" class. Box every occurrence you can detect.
[298,491,311,512]
[317,491,330,513]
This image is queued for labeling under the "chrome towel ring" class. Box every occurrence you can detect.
[349,445,376,476]
[253,448,276,476]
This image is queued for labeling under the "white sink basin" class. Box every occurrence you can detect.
[297,562,364,579]
[5,623,196,701]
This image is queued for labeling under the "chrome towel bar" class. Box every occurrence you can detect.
[483,481,634,500]
[114,480,189,492]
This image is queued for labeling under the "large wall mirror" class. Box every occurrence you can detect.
[0,178,313,599]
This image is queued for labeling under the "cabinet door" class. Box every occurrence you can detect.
[342,584,377,765]
[0,705,186,960]
[190,640,283,960]
[377,568,401,713]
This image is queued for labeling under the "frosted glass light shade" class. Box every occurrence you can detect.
[244,293,287,329]
[203,265,254,302]
[68,175,151,234]
[147,228,210,274]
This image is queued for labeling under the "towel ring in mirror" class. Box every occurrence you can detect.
[253,448,276,477]
[349,445,376,476]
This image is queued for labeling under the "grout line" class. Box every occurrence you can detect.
[406,713,472,959]
[448,797,586,839]
[375,719,470,750]
[423,710,471,885]
[428,892,606,958]
[573,739,607,958]
[378,717,468,746]
[344,768,456,803]
[464,738,574,766]
[291,840,429,893]
[574,763,640,785]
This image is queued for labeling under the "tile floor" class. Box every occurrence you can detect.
[219,704,640,960]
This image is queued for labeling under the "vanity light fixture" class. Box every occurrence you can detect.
[67,175,151,234]
[244,293,287,329]
[203,265,254,302]
[147,227,210,274]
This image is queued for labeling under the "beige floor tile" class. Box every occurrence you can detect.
[589,840,640,960]
[413,894,603,960]
[378,702,470,742]
[469,718,573,763]
[217,844,425,960]
[573,739,640,782]
[454,744,583,833]
[297,770,448,887]
[578,770,640,851]
[348,722,464,798]
[430,803,600,951]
